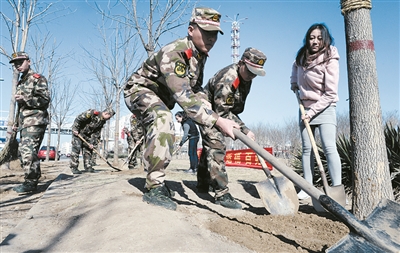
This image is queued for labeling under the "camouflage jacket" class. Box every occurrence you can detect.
[204,63,251,134]
[16,69,50,128]
[123,36,218,128]
[72,109,107,143]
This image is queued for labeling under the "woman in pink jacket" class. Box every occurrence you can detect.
[290,23,342,200]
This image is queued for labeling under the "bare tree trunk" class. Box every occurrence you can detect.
[113,92,121,165]
[45,111,52,161]
[341,0,394,219]
[6,71,19,139]
[105,121,110,158]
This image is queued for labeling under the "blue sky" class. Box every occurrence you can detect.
[1,0,399,145]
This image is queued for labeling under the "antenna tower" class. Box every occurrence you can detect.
[225,14,247,63]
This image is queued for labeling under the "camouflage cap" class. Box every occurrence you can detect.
[103,108,115,117]
[241,47,267,76]
[191,7,223,35]
[9,51,29,63]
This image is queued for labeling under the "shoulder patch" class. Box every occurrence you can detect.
[33,73,41,79]
[184,49,193,60]
[226,94,234,105]
[232,77,240,89]
[93,110,100,115]
[174,61,187,77]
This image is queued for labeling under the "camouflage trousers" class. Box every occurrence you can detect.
[198,125,230,198]
[127,142,143,169]
[125,86,175,189]
[125,86,175,190]
[19,125,46,183]
[69,135,93,171]
[90,143,99,166]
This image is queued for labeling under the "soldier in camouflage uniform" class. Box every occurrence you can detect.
[69,108,115,174]
[125,114,144,170]
[197,48,267,209]
[124,7,240,210]
[9,52,50,193]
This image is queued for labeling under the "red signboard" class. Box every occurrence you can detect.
[197,147,273,170]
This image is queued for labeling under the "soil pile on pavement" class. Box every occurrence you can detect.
[1,158,349,252]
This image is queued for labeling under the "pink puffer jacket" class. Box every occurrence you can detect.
[290,45,340,119]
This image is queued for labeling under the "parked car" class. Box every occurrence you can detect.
[38,146,59,161]
[0,137,6,152]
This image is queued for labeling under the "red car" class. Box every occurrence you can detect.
[38,146,59,161]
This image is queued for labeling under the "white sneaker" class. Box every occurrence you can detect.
[297,190,310,200]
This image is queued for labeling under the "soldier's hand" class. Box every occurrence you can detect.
[73,130,79,136]
[15,94,24,103]
[89,144,94,150]
[215,117,240,139]
[247,131,255,141]
[291,83,299,92]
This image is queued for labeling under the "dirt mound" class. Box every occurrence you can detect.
[1,158,349,252]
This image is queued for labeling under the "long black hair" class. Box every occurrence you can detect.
[295,23,334,67]
[175,111,187,120]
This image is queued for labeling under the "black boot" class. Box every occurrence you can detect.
[13,181,37,193]
[142,184,177,210]
[215,193,242,209]
[71,168,82,174]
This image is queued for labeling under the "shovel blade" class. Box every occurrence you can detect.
[312,184,346,212]
[328,198,400,252]
[255,176,299,215]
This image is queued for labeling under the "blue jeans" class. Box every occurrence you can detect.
[300,123,342,186]
[188,137,199,171]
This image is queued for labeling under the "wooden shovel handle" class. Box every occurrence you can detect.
[77,133,121,171]
[256,154,273,179]
[295,91,330,189]
[123,136,144,166]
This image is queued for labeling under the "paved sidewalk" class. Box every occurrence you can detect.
[0,167,252,253]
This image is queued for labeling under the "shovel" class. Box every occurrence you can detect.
[233,128,400,253]
[254,153,299,215]
[295,91,346,211]
[0,106,19,165]
[77,134,121,171]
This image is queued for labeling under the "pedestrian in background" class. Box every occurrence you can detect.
[124,114,144,170]
[69,108,115,174]
[197,47,267,209]
[175,111,199,174]
[9,51,50,193]
[124,7,240,210]
[290,23,341,200]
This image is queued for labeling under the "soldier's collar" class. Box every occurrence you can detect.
[184,48,206,61]
[193,49,207,60]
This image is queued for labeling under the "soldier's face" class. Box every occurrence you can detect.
[13,59,30,74]
[189,25,218,54]
[239,63,257,82]
[102,112,112,120]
